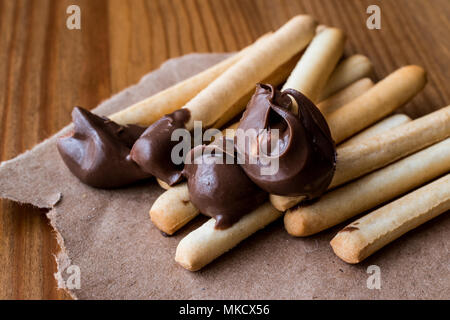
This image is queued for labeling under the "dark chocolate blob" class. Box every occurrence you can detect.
[57,107,151,188]
[183,137,267,229]
[130,109,191,186]
[237,84,336,198]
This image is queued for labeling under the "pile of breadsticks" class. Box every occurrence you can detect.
[109,16,450,270]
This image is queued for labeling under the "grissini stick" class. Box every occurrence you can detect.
[270,105,450,211]
[319,54,373,101]
[175,202,282,271]
[152,183,199,235]
[184,15,317,130]
[150,124,239,235]
[282,27,345,102]
[327,65,426,143]
[153,73,374,234]
[331,105,450,187]
[339,114,411,147]
[109,33,271,126]
[317,78,374,115]
[331,174,450,264]
[284,138,450,237]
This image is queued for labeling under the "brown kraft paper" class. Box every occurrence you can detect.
[0,53,448,299]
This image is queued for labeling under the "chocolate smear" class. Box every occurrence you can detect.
[57,107,151,188]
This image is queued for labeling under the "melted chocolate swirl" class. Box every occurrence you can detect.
[237,84,336,198]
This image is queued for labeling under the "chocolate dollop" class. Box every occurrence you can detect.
[236,84,336,198]
[57,107,151,188]
[183,137,267,229]
[130,109,191,186]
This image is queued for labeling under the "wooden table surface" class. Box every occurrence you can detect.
[0,0,449,299]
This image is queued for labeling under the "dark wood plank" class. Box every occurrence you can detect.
[0,0,448,299]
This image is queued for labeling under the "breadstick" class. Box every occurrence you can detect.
[284,138,450,237]
[175,202,282,271]
[150,123,239,234]
[282,27,345,102]
[327,65,426,143]
[331,174,450,264]
[319,54,373,101]
[339,114,411,147]
[332,105,450,187]
[271,105,450,211]
[184,15,317,130]
[108,33,272,126]
[151,183,199,235]
[317,78,374,115]
[213,52,301,129]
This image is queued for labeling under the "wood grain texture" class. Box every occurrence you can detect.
[0,0,448,299]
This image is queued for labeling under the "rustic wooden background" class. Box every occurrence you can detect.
[0,0,449,299]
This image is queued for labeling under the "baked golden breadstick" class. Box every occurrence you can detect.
[175,202,282,271]
[184,15,317,130]
[331,174,450,264]
[319,54,373,101]
[327,65,426,143]
[271,106,450,211]
[282,27,345,102]
[151,183,199,235]
[284,138,450,237]
[317,78,374,115]
[331,105,450,187]
[339,114,411,147]
[109,34,270,126]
